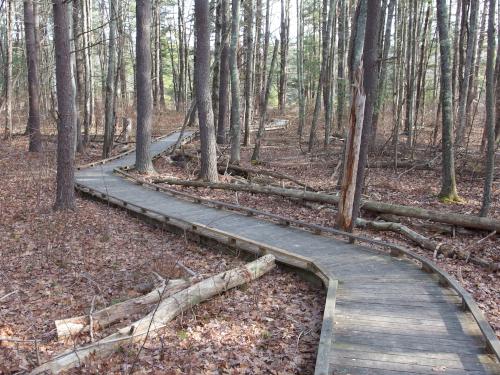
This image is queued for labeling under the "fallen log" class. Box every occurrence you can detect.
[55,278,192,340]
[30,255,276,374]
[218,163,317,191]
[152,177,500,232]
[356,218,452,254]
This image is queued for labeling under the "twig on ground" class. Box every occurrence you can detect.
[0,290,18,302]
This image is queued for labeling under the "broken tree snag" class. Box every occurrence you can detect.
[31,255,276,375]
[337,63,366,232]
[54,278,192,340]
[151,178,500,232]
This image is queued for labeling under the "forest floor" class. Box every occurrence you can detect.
[143,110,500,340]
[0,129,324,374]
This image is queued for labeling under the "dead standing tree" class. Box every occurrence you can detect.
[336,63,366,232]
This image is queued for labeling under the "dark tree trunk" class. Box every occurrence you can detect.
[53,0,76,210]
[4,0,13,139]
[436,0,460,202]
[351,0,381,227]
[103,0,117,158]
[195,0,219,182]
[278,0,290,114]
[24,0,42,152]
[480,0,496,216]
[135,0,155,173]
[217,0,230,144]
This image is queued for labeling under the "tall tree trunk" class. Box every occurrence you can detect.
[243,0,255,146]
[436,0,460,202]
[4,0,13,139]
[278,0,290,114]
[73,0,85,153]
[103,0,117,158]
[350,0,381,226]
[480,0,496,216]
[496,0,500,142]
[212,0,222,133]
[229,0,241,164]
[371,0,395,145]
[252,40,279,162]
[177,0,186,112]
[195,0,219,182]
[296,0,306,138]
[81,0,94,146]
[24,0,42,152]
[456,0,479,146]
[336,0,346,130]
[217,0,230,144]
[53,0,76,210]
[136,0,155,173]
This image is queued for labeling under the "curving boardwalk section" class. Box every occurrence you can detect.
[76,133,500,375]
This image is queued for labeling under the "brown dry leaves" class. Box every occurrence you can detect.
[0,136,324,374]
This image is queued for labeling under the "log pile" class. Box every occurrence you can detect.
[31,255,276,374]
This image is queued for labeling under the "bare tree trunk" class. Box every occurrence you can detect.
[73,0,85,153]
[296,0,306,138]
[229,0,241,164]
[336,0,346,131]
[3,0,13,139]
[371,0,395,145]
[212,0,222,132]
[103,0,117,158]
[243,0,255,146]
[195,0,219,182]
[337,65,365,232]
[136,0,155,174]
[436,0,460,202]
[53,0,76,210]
[24,0,42,152]
[252,40,279,162]
[456,0,479,145]
[81,0,94,146]
[350,0,381,226]
[217,0,230,144]
[480,0,496,217]
[278,0,290,114]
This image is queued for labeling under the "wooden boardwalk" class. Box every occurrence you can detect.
[76,132,500,375]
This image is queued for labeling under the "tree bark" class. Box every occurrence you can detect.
[217,0,230,144]
[456,0,479,145]
[135,0,155,174]
[103,0,117,158]
[229,0,242,164]
[350,0,381,227]
[480,0,496,217]
[53,0,76,210]
[31,255,275,375]
[336,64,365,232]
[436,0,460,202]
[195,0,219,182]
[24,0,42,152]
[3,0,13,139]
[243,0,255,146]
[252,40,279,162]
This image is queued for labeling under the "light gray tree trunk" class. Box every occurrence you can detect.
[436,0,460,202]
[243,0,255,146]
[480,0,497,216]
[229,0,241,164]
[217,0,230,144]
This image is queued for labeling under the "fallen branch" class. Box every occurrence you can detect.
[0,290,18,302]
[151,177,500,232]
[31,255,276,374]
[55,278,192,340]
